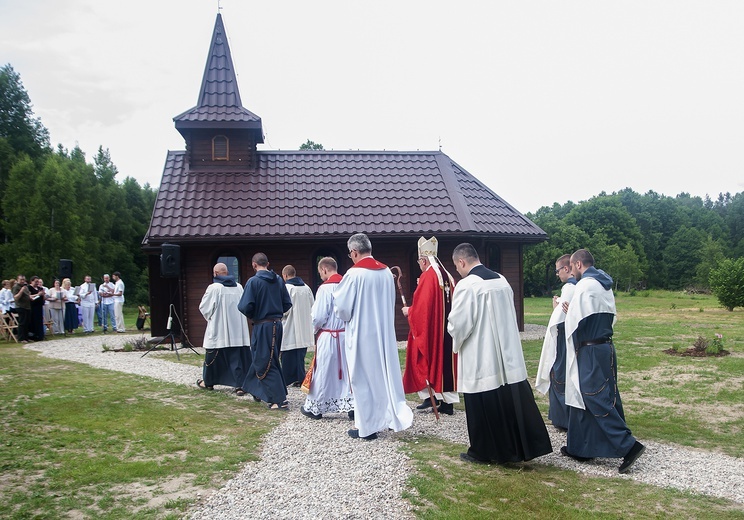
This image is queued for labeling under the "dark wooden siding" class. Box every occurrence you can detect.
[148,237,526,345]
[186,130,257,168]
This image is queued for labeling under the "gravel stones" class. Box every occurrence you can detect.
[25,331,744,517]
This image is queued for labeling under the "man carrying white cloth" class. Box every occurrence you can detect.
[535,254,577,431]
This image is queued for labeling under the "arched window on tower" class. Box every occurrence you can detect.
[212,135,229,161]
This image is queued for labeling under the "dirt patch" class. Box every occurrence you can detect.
[624,364,744,428]
[663,348,731,357]
[123,475,207,510]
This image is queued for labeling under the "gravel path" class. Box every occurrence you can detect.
[25,327,744,518]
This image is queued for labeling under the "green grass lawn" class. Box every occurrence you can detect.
[1,294,742,518]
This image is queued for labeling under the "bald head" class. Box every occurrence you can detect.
[213,263,228,276]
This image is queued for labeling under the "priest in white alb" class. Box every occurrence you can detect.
[333,233,413,440]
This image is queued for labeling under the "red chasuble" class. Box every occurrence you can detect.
[402,265,456,394]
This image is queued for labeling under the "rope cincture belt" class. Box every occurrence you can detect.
[320,328,345,379]
[252,317,281,325]
[252,317,281,380]
[580,337,613,347]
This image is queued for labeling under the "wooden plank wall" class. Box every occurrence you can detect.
[148,237,526,346]
[187,130,257,169]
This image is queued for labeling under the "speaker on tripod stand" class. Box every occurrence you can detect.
[143,244,199,359]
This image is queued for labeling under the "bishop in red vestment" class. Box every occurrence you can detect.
[402,236,459,415]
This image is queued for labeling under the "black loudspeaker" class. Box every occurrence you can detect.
[160,244,181,278]
[59,259,73,279]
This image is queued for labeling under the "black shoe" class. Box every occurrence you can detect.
[300,407,322,420]
[560,446,593,462]
[290,381,302,388]
[437,402,454,415]
[553,425,568,433]
[347,429,378,440]
[348,410,355,421]
[460,452,489,465]
[416,398,440,410]
[618,441,646,474]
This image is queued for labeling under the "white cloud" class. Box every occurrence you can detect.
[2,0,743,210]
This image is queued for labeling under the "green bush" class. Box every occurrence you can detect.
[707,333,725,355]
[709,257,744,311]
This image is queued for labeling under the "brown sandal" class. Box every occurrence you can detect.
[196,378,213,390]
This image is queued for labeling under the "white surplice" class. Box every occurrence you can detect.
[333,258,413,438]
[447,272,527,393]
[281,283,315,351]
[199,282,251,349]
[535,282,576,394]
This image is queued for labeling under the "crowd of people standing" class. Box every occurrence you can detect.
[0,272,126,342]
[195,233,645,474]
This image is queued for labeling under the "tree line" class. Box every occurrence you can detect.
[3,63,742,308]
[1,64,155,304]
[523,187,744,302]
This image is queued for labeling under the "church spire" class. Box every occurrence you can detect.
[197,13,242,109]
[173,13,263,143]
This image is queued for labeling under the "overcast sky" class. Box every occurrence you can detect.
[2,0,743,214]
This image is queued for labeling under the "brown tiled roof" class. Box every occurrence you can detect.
[143,150,546,245]
[173,14,263,134]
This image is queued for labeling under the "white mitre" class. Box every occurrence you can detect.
[417,236,454,289]
[417,236,439,258]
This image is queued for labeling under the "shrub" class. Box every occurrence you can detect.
[707,333,724,355]
[692,335,708,353]
[709,258,744,311]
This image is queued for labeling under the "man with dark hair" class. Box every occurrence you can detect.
[238,253,293,410]
[11,275,31,342]
[197,262,252,393]
[280,264,314,387]
[448,243,552,464]
[536,253,577,431]
[333,233,413,440]
[562,248,645,473]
